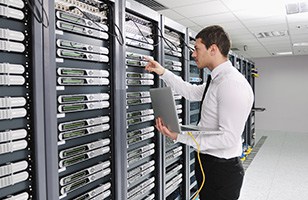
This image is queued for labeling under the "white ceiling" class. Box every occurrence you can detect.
[155,0,308,58]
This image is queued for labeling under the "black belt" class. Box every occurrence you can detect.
[199,153,239,163]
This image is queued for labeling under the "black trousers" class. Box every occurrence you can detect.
[195,153,244,200]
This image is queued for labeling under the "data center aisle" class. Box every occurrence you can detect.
[239,130,308,200]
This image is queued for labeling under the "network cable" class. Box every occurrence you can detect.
[68,5,124,45]
[187,131,205,200]
[25,0,49,28]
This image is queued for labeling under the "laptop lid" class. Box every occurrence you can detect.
[149,87,181,133]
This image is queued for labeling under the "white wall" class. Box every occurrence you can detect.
[254,55,308,133]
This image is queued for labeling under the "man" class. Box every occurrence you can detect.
[145,25,254,200]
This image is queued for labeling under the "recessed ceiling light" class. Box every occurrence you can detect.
[273,51,293,55]
[293,42,308,46]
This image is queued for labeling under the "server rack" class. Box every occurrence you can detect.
[124,1,162,200]
[186,28,203,200]
[161,16,188,200]
[247,61,256,147]
[44,0,116,199]
[0,1,46,199]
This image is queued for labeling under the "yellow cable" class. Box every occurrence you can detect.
[187,131,205,200]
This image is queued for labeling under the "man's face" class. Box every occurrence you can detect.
[192,38,211,69]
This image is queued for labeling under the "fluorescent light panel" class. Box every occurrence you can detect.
[293,42,308,46]
[274,51,293,55]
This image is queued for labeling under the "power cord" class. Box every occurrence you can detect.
[25,0,49,28]
[187,131,205,200]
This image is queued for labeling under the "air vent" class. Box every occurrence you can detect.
[255,30,288,38]
[134,0,168,11]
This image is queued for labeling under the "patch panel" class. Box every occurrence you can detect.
[56,11,108,31]
[55,0,106,22]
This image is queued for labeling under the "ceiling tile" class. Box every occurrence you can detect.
[286,12,308,24]
[242,15,287,28]
[177,18,198,27]
[247,24,289,34]
[191,12,238,26]
[155,0,214,9]
[172,1,229,18]
[233,5,285,21]
[290,33,308,43]
[158,9,186,20]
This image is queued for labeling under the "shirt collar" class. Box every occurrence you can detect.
[210,60,232,80]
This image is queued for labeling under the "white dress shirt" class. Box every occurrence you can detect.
[160,60,254,159]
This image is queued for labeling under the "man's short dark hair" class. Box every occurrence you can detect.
[196,25,230,57]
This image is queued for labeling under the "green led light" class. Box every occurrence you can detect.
[62,154,86,167]
[63,129,86,139]
[127,73,141,78]
[127,92,141,98]
[62,121,86,130]
[61,78,85,84]
[127,111,141,118]
[61,50,84,58]
[63,171,88,185]
[63,179,89,193]
[61,69,85,75]
[63,146,87,158]
[127,99,140,105]
[62,104,85,111]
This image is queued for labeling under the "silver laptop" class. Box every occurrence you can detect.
[149,87,222,135]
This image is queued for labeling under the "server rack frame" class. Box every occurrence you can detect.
[161,15,188,200]
[124,1,163,200]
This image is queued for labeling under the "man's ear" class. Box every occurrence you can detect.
[209,44,218,56]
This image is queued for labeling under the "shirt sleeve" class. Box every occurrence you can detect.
[160,69,205,101]
[176,79,253,152]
